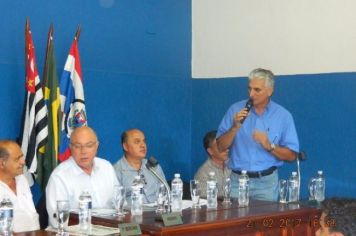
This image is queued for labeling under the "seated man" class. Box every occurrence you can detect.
[114,129,167,204]
[316,197,356,236]
[0,140,40,232]
[194,130,231,198]
[46,126,119,227]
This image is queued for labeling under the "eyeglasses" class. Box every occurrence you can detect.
[70,141,98,150]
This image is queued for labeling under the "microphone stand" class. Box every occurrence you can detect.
[296,151,306,201]
[146,158,172,214]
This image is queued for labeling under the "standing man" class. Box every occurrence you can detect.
[114,129,167,204]
[194,130,231,198]
[0,140,40,232]
[46,126,119,227]
[217,68,299,201]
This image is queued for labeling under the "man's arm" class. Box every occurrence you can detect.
[217,125,240,152]
[252,131,296,162]
[217,108,249,152]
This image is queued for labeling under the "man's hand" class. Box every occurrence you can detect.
[252,130,270,150]
[233,108,250,128]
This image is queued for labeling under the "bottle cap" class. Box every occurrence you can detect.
[174,173,180,178]
[292,171,297,176]
[317,170,323,175]
[241,170,247,175]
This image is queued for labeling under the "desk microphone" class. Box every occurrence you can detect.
[146,156,171,213]
[240,99,253,124]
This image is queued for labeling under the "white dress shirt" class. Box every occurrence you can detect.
[0,175,40,232]
[46,157,119,227]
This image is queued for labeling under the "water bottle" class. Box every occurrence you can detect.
[171,173,183,212]
[78,190,92,232]
[0,197,13,236]
[314,170,325,202]
[288,171,299,202]
[238,170,249,207]
[206,172,218,209]
[131,175,144,215]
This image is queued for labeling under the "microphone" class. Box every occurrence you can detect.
[146,156,159,168]
[146,156,171,213]
[240,99,253,124]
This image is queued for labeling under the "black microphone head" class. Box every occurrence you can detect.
[146,156,159,168]
[297,151,307,161]
[245,99,253,112]
[240,99,253,124]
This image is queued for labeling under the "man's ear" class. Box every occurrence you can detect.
[207,147,214,157]
[123,143,128,153]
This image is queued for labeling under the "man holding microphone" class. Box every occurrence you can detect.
[216,68,299,201]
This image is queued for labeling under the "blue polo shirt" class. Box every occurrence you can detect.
[217,99,299,172]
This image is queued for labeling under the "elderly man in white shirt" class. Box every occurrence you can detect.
[0,140,40,232]
[46,126,119,228]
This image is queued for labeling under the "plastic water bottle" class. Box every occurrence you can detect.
[171,173,183,212]
[288,171,299,202]
[0,197,13,236]
[238,170,249,207]
[206,172,218,209]
[131,175,144,215]
[78,190,92,232]
[315,170,325,202]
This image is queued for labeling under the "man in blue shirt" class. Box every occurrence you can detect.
[113,129,167,204]
[217,68,299,201]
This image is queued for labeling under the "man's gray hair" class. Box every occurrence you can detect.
[248,68,275,88]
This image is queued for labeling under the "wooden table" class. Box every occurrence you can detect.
[70,200,321,236]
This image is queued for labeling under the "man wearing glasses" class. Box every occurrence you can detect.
[217,68,299,201]
[46,126,119,227]
[114,128,167,204]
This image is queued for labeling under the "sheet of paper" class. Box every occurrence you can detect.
[46,224,120,236]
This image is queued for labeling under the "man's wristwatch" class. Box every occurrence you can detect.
[268,143,275,152]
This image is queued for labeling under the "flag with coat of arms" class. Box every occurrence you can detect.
[59,28,87,162]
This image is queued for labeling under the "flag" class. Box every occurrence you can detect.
[36,25,61,191]
[20,20,48,186]
[59,28,87,162]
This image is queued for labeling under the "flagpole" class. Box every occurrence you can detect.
[25,18,30,72]
[43,24,54,92]
[75,25,81,42]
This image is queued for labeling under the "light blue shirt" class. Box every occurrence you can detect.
[217,99,299,172]
[113,156,167,204]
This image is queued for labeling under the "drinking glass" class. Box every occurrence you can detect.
[190,180,201,209]
[56,200,70,236]
[308,177,316,200]
[113,185,126,216]
[278,179,288,204]
[156,184,168,213]
[222,177,232,205]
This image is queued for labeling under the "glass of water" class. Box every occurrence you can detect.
[308,177,316,200]
[56,200,70,236]
[222,177,232,205]
[278,179,288,204]
[190,179,201,209]
[156,184,168,214]
[113,185,126,216]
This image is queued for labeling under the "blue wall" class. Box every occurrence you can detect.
[0,0,355,200]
